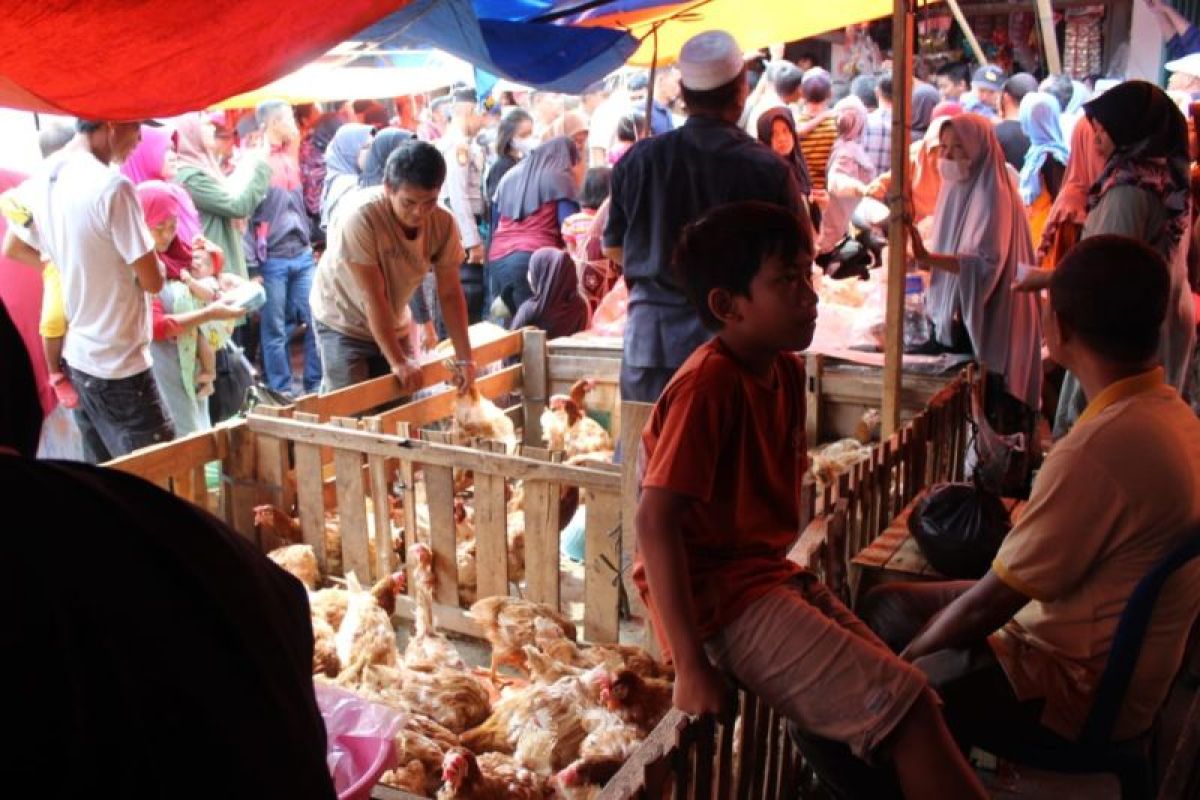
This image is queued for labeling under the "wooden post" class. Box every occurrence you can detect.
[1034,0,1062,74]
[943,0,988,67]
[521,329,548,447]
[883,0,915,438]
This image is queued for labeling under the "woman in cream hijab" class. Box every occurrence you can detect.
[909,113,1043,437]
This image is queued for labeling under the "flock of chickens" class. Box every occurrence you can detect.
[261,379,671,798]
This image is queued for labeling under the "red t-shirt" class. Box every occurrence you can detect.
[633,338,808,652]
[487,202,562,261]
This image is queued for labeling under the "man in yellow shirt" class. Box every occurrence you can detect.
[863,234,1200,752]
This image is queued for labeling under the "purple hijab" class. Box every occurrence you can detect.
[509,248,589,338]
[121,124,201,242]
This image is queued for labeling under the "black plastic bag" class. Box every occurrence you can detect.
[908,481,1012,579]
[208,343,255,425]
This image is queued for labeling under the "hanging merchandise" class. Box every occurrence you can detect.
[1064,6,1106,79]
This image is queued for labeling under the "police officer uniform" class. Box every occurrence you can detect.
[438,88,487,322]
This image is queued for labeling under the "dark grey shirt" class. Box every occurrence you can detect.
[604,115,804,370]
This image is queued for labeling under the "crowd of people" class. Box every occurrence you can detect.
[1,16,1200,797]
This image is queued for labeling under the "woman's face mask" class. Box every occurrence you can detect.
[513,136,537,156]
[937,158,968,183]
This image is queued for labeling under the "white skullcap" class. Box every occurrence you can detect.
[1165,53,1200,79]
[678,30,743,91]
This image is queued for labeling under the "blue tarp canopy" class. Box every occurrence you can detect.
[354,0,641,93]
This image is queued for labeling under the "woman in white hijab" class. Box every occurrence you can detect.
[909,113,1043,436]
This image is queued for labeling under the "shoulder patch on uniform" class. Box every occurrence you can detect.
[456,144,469,166]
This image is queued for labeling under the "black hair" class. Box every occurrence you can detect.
[681,70,745,116]
[383,140,446,192]
[616,111,648,143]
[801,74,832,104]
[775,66,805,101]
[673,201,814,331]
[1050,234,1170,364]
[795,51,818,67]
[0,299,41,457]
[497,108,533,159]
[75,119,103,133]
[579,167,612,209]
[936,62,970,87]
[877,73,894,102]
[1004,74,1039,104]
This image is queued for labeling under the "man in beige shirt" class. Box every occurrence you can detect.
[311,140,474,393]
[862,234,1200,753]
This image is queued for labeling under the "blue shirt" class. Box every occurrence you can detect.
[604,115,804,371]
[650,101,675,136]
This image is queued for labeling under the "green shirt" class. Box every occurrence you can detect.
[174,157,271,280]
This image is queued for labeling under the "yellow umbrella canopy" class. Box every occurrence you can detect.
[581,0,892,66]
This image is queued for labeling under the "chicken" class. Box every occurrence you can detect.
[380,759,427,795]
[540,380,613,462]
[535,620,673,681]
[809,439,872,485]
[393,714,460,794]
[404,543,467,672]
[311,615,341,677]
[401,667,492,734]
[579,708,644,762]
[334,575,399,671]
[468,596,577,684]
[554,757,624,796]
[268,543,320,588]
[308,587,350,630]
[460,669,609,773]
[524,644,584,685]
[254,502,400,575]
[454,511,526,607]
[599,669,674,735]
[330,661,407,711]
[855,408,882,444]
[450,382,517,451]
[437,747,550,800]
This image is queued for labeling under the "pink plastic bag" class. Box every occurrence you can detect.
[315,683,403,800]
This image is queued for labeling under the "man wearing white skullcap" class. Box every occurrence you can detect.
[603,29,805,402]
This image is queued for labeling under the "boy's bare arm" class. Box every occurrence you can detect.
[637,487,733,717]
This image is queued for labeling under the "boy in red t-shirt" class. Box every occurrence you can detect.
[635,202,986,798]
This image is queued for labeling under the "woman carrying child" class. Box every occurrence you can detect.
[136,182,248,435]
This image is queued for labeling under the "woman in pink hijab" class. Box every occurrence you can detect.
[120,124,201,242]
[817,97,875,256]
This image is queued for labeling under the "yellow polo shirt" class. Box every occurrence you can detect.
[989,368,1200,740]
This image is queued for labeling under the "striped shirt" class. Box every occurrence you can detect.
[863,108,892,176]
[798,114,838,192]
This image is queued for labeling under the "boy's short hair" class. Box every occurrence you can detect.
[579,167,612,209]
[1050,234,1170,364]
[383,140,446,192]
[673,201,814,331]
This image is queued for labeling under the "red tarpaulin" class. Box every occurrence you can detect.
[0,2,412,119]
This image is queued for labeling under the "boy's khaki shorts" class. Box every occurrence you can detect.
[704,573,927,760]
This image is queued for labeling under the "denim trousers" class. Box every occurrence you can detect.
[260,251,321,394]
[64,364,174,464]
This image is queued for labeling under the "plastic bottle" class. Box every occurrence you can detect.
[903,273,931,351]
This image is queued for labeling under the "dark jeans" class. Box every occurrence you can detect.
[619,364,678,404]
[261,251,321,395]
[65,364,174,464]
[315,322,391,393]
[485,250,533,321]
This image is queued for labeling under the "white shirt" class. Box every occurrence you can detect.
[587,93,628,156]
[12,150,155,379]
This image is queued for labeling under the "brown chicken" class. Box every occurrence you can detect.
[308,587,350,630]
[268,543,321,588]
[401,667,492,734]
[468,596,578,684]
[538,631,674,683]
[600,670,674,735]
[437,747,550,800]
[310,615,341,677]
[454,510,526,607]
[404,543,467,672]
[392,714,460,794]
[450,384,517,451]
[540,379,613,462]
[379,759,427,795]
[552,707,644,789]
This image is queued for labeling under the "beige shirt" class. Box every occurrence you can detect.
[310,186,464,343]
[990,369,1200,740]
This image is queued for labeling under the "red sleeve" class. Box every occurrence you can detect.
[151,297,182,341]
[640,361,735,503]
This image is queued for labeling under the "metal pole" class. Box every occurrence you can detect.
[883,0,915,437]
[944,0,988,66]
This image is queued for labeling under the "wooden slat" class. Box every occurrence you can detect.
[366,418,397,580]
[474,441,510,600]
[191,463,209,508]
[584,488,621,643]
[749,696,771,798]
[521,328,548,447]
[716,715,736,800]
[293,412,328,573]
[424,461,459,607]
[395,422,420,604]
[805,354,823,445]
[735,689,758,800]
[371,364,524,431]
[254,405,293,515]
[392,594,482,638]
[246,413,622,492]
[332,418,372,581]
[693,714,715,800]
[521,446,561,609]
[620,400,654,623]
[106,425,227,484]
[221,423,259,540]
[299,329,525,421]
[596,711,690,800]
[171,468,194,506]
[545,353,622,384]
